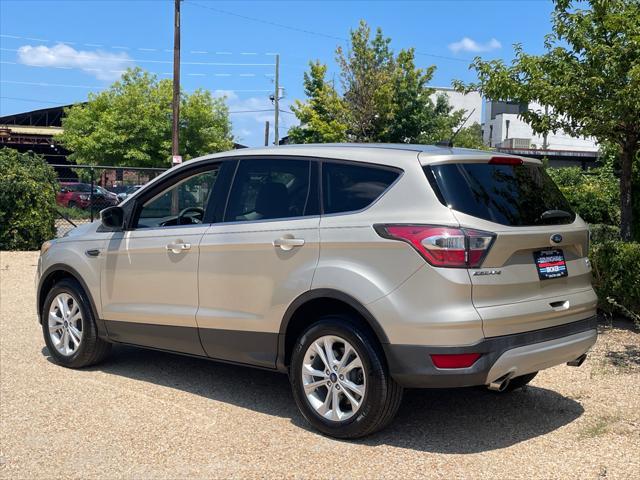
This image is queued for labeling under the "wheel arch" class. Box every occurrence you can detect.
[276,289,389,372]
[37,264,107,337]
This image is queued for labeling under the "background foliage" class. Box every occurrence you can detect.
[60,68,234,168]
[0,148,57,250]
[547,165,620,225]
[288,21,483,148]
[455,0,640,240]
[590,241,640,326]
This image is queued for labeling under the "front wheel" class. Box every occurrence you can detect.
[42,278,111,368]
[290,316,403,439]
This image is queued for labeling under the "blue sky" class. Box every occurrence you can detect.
[0,0,556,147]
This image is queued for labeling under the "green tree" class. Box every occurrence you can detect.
[455,0,640,240]
[383,49,436,143]
[288,61,348,143]
[291,21,470,145]
[0,148,57,250]
[336,20,396,142]
[417,94,466,145]
[451,122,487,149]
[60,68,233,168]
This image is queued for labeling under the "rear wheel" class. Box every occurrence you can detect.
[42,278,111,368]
[67,200,76,209]
[290,316,403,439]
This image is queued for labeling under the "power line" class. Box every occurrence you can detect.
[0,80,272,93]
[0,47,275,67]
[187,1,346,42]
[0,96,69,105]
[1,80,97,89]
[186,0,471,63]
[1,60,278,78]
[0,33,278,57]
[0,97,279,117]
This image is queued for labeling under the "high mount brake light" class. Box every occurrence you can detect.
[375,225,495,268]
[488,156,523,165]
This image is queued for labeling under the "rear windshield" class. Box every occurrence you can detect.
[426,163,576,226]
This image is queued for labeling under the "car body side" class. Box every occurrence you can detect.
[37,145,598,388]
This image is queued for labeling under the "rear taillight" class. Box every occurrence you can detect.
[374,224,495,268]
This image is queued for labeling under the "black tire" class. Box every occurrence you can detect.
[290,315,403,439]
[42,278,111,368]
[67,200,76,209]
[491,372,538,393]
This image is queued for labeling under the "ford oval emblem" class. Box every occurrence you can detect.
[551,234,563,244]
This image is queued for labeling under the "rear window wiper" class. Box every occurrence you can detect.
[540,209,572,221]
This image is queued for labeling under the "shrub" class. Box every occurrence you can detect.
[547,165,619,226]
[589,224,620,244]
[0,148,58,250]
[590,241,640,326]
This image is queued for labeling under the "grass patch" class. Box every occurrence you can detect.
[57,206,92,220]
[580,415,618,439]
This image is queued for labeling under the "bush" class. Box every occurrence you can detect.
[589,224,621,244]
[0,148,58,250]
[547,165,619,225]
[590,241,640,326]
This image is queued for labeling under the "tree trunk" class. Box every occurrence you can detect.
[619,141,635,241]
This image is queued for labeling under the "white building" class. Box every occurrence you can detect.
[431,87,483,126]
[483,100,598,152]
[428,88,599,167]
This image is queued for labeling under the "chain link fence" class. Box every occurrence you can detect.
[52,164,167,237]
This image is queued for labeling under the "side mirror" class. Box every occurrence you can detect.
[100,206,124,230]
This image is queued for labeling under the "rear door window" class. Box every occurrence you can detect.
[224,158,314,222]
[426,163,575,226]
[322,162,400,214]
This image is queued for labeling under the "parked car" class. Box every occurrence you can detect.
[38,145,597,438]
[95,186,120,205]
[56,182,119,210]
[115,184,143,202]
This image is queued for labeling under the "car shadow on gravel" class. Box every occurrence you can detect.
[43,344,584,453]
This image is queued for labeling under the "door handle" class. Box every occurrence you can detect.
[550,300,570,311]
[273,237,305,251]
[166,242,191,254]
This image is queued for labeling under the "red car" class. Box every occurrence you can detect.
[56,182,118,210]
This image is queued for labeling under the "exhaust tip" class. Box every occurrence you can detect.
[567,353,587,367]
[488,372,514,392]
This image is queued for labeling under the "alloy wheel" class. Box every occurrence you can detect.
[301,335,366,422]
[48,293,83,356]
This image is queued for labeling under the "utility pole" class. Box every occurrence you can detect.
[170,0,181,216]
[542,104,549,150]
[264,121,270,147]
[172,0,181,166]
[274,54,279,146]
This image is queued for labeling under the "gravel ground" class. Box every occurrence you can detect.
[1,251,639,479]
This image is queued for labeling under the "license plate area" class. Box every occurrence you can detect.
[533,248,568,280]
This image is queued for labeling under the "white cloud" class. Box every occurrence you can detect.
[448,37,502,54]
[17,43,132,80]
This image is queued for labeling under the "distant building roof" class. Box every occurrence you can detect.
[0,104,80,128]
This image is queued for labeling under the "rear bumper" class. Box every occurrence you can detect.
[384,316,597,388]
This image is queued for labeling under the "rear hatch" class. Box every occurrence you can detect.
[424,155,595,337]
